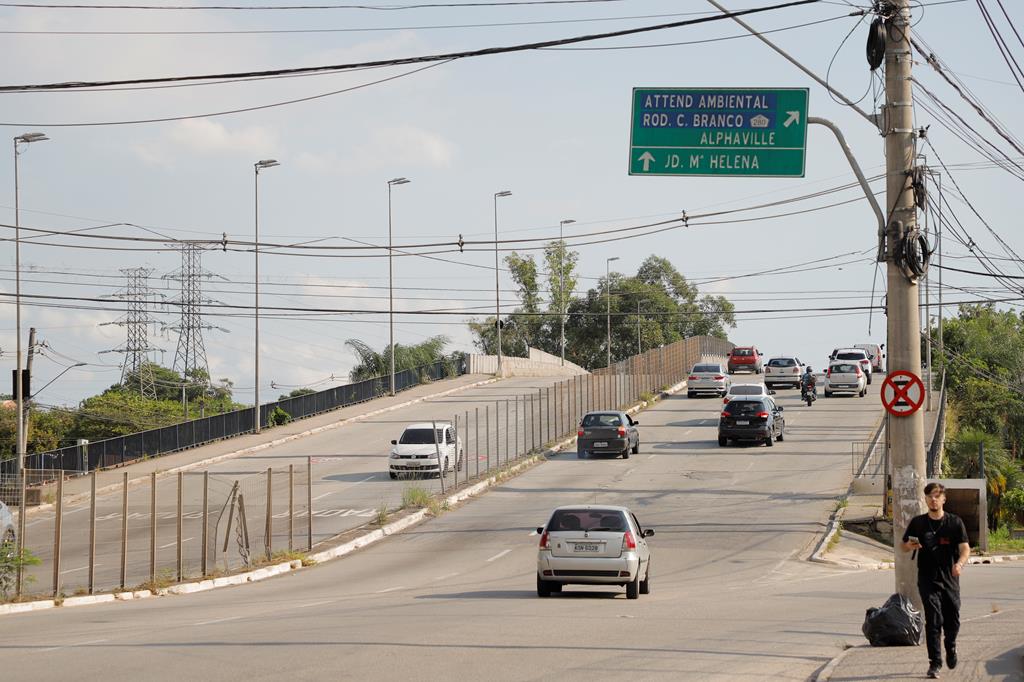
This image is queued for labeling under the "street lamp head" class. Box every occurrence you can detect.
[388,177,410,186]
[495,190,512,198]
[607,256,620,263]
[15,132,49,144]
[255,159,280,171]
[560,219,576,227]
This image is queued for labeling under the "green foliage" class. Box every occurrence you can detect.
[267,406,292,427]
[468,250,735,369]
[0,541,41,601]
[1001,487,1024,527]
[345,335,450,382]
[279,388,316,401]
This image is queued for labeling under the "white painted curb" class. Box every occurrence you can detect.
[0,376,693,617]
[814,644,865,681]
[25,376,501,517]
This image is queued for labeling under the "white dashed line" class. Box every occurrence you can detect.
[294,600,335,609]
[159,537,193,550]
[648,454,656,460]
[434,572,460,581]
[375,586,404,594]
[60,564,100,575]
[486,549,512,562]
[312,492,334,501]
[195,616,242,626]
[39,638,108,653]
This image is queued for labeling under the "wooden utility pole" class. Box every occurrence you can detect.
[884,0,927,606]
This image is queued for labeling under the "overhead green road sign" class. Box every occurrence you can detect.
[629,87,809,178]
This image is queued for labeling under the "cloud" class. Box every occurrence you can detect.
[131,120,281,167]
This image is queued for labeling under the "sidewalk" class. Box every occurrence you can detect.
[20,373,497,514]
[819,607,1024,681]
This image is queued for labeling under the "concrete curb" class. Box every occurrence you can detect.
[23,376,501,517]
[813,644,865,682]
[0,376,689,617]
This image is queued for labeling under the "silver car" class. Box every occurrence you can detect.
[536,505,654,599]
[687,362,731,398]
[723,383,775,404]
[1,500,15,548]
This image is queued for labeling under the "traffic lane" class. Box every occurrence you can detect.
[2,380,886,676]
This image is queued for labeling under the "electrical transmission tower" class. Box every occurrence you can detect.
[101,267,163,398]
[164,243,227,384]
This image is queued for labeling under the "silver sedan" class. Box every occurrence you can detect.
[687,362,731,398]
[536,505,653,599]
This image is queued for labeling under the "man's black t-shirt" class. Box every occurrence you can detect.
[903,512,968,592]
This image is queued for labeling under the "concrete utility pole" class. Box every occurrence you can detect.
[21,327,35,456]
[494,190,511,376]
[884,0,927,605]
[605,256,619,368]
[558,219,574,366]
[387,177,410,396]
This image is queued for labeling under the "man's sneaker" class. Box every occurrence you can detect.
[946,645,958,669]
[927,663,941,679]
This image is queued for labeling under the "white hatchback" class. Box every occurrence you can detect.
[389,422,463,479]
[824,361,867,397]
[764,356,805,390]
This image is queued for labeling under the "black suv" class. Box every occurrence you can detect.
[718,397,785,447]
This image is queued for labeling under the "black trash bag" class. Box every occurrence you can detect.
[862,593,923,646]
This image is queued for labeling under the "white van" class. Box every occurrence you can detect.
[389,422,463,479]
[854,343,886,373]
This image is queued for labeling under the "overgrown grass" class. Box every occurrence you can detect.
[374,501,390,527]
[269,549,315,567]
[135,568,176,593]
[827,524,843,553]
[834,498,849,513]
[427,498,450,517]
[639,392,654,403]
[987,525,1024,554]
[402,485,432,509]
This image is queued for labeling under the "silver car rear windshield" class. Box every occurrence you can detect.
[836,352,866,361]
[548,509,628,532]
[724,400,767,414]
[582,413,623,427]
[730,385,763,395]
[831,363,859,373]
[693,364,720,373]
[768,358,796,367]
[399,428,444,444]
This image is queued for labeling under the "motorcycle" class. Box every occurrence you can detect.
[801,381,817,407]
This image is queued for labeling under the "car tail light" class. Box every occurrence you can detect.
[714,375,724,380]
[617,426,626,437]
[622,531,637,551]
[577,429,584,437]
[854,366,862,375]
[827,368,832,377]
[721,410,730,417]
[723,398,729,405]
[792,367,799,373]
[539,531,549,549]
[688,375,697,381]
[757,411,769,418]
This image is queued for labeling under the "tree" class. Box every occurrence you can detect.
[345,335,450,382]
[279,388,316,401]
[468,252,543,357]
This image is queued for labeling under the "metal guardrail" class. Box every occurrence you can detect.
[1,358,464,476]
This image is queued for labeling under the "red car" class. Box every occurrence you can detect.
[727,347,763,374]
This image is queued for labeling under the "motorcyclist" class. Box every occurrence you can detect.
[800,366,817,398]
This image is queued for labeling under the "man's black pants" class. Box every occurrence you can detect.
[919,582,960,665]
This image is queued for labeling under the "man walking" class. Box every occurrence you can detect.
[901,483,971,679]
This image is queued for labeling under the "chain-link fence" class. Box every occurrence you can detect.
[2,336,728,603]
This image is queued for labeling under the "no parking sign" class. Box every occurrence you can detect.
[881,371,925,417]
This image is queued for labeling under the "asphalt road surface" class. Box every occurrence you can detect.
[7,378,1016,681]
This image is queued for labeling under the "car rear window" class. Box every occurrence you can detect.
[768,358,796,367]
[724,399,767,415]
[693,364,721,373]
[582,413,622,427]
[732,348,753,356]
[729,385,763,395]
[831,363,859,374]
[836,352,866,361]
[399,428,444,444]
[548,509,628,532]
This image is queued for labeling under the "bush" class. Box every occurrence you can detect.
[0,540,41,601]
[1002,487,1024,527]
[267,406,291,427]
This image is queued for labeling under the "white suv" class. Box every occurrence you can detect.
[389,422,463,479]
[831,348,873,385]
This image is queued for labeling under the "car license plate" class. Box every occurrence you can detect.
[737,420,749,426]
[595,441,608,447]
[574,543,600,553]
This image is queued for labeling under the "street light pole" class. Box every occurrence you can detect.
[606,256,619,368]
[13,132,49,474]
[636,298,642,356]
[493,191,511,376]
[558,219,575,367]
[388,177,410,396]
[253,159,280,435]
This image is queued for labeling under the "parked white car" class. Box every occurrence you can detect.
[764,356,805,390]
[389,422,463,479]
[831,348,873,385]
[824,361,867,397]
[854,343,886,373]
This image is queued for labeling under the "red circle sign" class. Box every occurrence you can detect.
[881,370,925,416]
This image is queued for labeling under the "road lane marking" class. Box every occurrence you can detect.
[434,572,460,581]
[195,616,242,626]
[294,600,335,609]
[60,564,101,575]
[159,537,194,550]
[647,455,656,460]
[683,430,692,435]
[486,549,512,562]
[312,492,335,501]
[527,530,538,536]
[375,586,404,593]
[40,638,108,653]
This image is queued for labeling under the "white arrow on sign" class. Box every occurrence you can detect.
[783,111,800,128]
[637,151,655,171]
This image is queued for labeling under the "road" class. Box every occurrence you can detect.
[10,376,1020,681]
[17,374,586,596]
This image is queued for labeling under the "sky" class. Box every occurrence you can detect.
[0,0,1021,410]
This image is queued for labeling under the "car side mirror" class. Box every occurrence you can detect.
[777,406,784,411]
[390,439,397,445]
[632,420,639,425]
[642,529,655,537]
[769,390,777,395]
[536,527,545,535]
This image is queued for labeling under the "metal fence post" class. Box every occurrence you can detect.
[89,471,97,594]
[495,401,501,468]
[149,472,156,585]
[288,464,295,552]
[475,407,480,477]
[432,420,445,495]
[265,467,273,561]
[176,471,183,582]
[485,406,490,473]
[546,387,551,444]
[201,471,209,577]
[16,469,26,597]
[53,472,64,598]
[120,472,129,589]
[536,388,542,448]
[505,400,510,465]
[464,410,470,477]
[306,456,313,552]
[454,414,460,487]
[515,396,519,459]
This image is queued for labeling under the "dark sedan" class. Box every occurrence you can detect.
[576,411,639,459]
[718,397,784,447]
